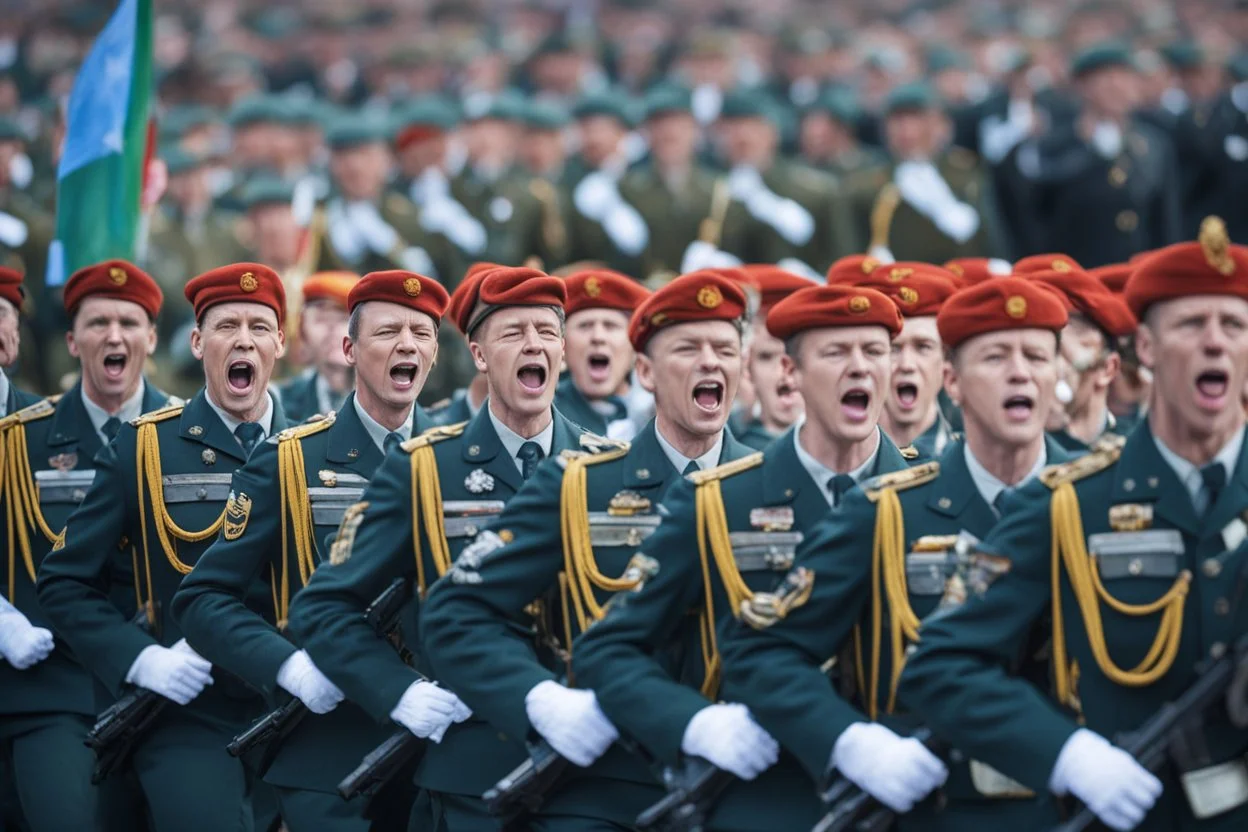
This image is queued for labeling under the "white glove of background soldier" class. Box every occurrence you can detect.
[0,605,54,670]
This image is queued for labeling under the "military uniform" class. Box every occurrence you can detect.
[425,390,476,427]
[0,381,167,831]
[1048,411,1126,453]
[733,417,781,452]
[36,390,290,832]
[619,165,720,280]
[172,396,424,831]
[0,188,60,393]
[449,168,567,269]
[572,429,914,831]
[721,436,1071,831]
[422,421,754,828]
[910,411,957,462]
[288,406,588,830]
[552,376,628,437]
[275,369,339,424]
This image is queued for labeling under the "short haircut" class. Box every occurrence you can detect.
[783,333,806,366]
[347,305,362,342]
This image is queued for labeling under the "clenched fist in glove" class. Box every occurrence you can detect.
[681,703,779,780]
[832,722,948,813]
[276,649,344,714]
[525,680,619,767]
[0,603,54,670]
[125,638,214,705]
[389,680,471,743]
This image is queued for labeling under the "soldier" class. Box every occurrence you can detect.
[276,272,358,422]
[798,89,888,179]
[1181,55,1248,243]
[172,270,450,831]
[287,266,590,831]
[899,221,1248,832]
[720,277,1072,830]
[840,83,1006,265]
[37,264,291,832]
[572,283,915,831]
[519,101,571,183]
[553,270,650,438]
[421,271,757,829]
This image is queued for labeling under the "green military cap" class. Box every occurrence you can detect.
[806,87,861,126]
[531,31,580,59]
[392,98,459,135]
[162,146,207,176]
[0,116,25,143]
[241,177,294,210]
[283,98,323,127]
[642,85,693,121]
[326,114,390,149]
[571,91,634,126]
[228,95,286,129]
[883,82,940,115]
[161,105,219,139]
[1160,41,1205,71]
[243,7,305,40]
[1229,51,1248,83]
[523,100,570,131]
[926,46,971,74]
[719,88,781,122]
[1070,42,1135,77]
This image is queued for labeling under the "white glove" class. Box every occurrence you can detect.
[0,608,54,670]
[276,649,344,715]
[1049,729,1162,831]
[680,240,743,274]
[525,680,619,768]
[727,165,765,200]
[680,703,779,781]
[389,680,471,743]
[125,638,214,705]
[601,202,649,256]
[832,722,948,813]
[573,172,619,222]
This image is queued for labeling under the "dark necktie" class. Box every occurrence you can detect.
[383,431,404,455]
[828,473,856,506]
[683,461,700,476]
[517,441,544,481]
[1200,463,1226,517]
[235,422,265,456]
[992,489,1011,518]
[102,417,122,442]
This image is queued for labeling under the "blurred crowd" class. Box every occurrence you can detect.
[1,0,1247,402]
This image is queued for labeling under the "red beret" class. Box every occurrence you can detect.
[184,262,286,326]
[64,259,163,320]
[1124,217,1248,318]
[302,272,359,309]
[628,270,748,352]
[1089,262,1131,296]
[944,257,1011,287]
[767,284,903,340]
[564,269,652,317]
[0,267,23,310]
[826,254,882,285]
[855,263,960,317]
[1028,269,1137,337]
[737,265,816,310]
[937,277,1069,348]
[1012,253,1083,276]
[347,271,450,322]
[452,266,567,335]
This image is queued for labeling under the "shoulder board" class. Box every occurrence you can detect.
[1039,440,1123,489]
[899,444,920,460]
[689,452,765,486]
[862,461,941,500]
[425,397,452,412]
[945,146,979,171]
[385,193,414,216]
[578,432,629,455]
[165,395,186,407]
[132,403,185,427]
[400,421,467,453]
[556,448,590,469]
[0,395,61,430]
[274,411,335,444]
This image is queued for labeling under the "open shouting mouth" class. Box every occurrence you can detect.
[1194,369,1230,411]
[1003,394,1035,423]
[841,387,871,422]
[693,381,724,413]
[517,363,548,393]
[895,381,919,411]
[390,361,419,391]
[102,352,128,382]
[586,352,612,384]
[227,360,255,395]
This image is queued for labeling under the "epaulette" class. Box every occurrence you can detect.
[688,452,765,486]
[165,395,186,407]
[273,411,335,444]
[425,397,452,413]
[945,146,978,171]
[899,444,920,460]
[385,192,414,216]
[0,395,61,430]
[862,461,941,501]
[132,402,185,427]
[400,420,467,453]
[1039,437,1124,489]
[578,432,629,455]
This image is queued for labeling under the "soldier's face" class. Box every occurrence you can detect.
[723,117,778,167]
[885,316,942,430]
[330,143,392,201]
[945,329,1058,449]
[578,115,628,168]
[565,308,633,401]
[191,303,286,421]
[646,112,699,169]
[747,322,803,431]
[0,297,19,369]
[789,326,891,445]
[346,301,438,413]
[1136,296,1248,440]
[471,307,564,422]
[299,301,349,367]
[637,320,742,443]
[66,297,156,406]
[1058,316,1119,421]
[884,110,943,161]
[521,129,566,176]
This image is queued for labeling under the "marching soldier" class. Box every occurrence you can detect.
[798,88,888,179]
[275,272,358,422]
[900,221,1248,832]
[287,266,590,831]
[172,270,450,831]
[421,271,757,829]
[422,262,502,426]
[572,282,916,831]
[37,264,292,832]
[553,270,650,438]
[719,277,1072,830]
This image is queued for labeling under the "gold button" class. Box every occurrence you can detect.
[1127,559,1143,576]
[1108,167,1127,187]
[1203,559,1222,578]
[1116,210,1139,232]
[1211,642,1227,659]
[1214,597,1230,616]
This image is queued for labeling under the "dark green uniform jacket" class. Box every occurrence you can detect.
[275,370,326,424]
[900,424,1248,832]
[619,165,719,279]
[571,428,912,831]
[720,436,1070,831]
[172,394,426,793]
[2,381,168,718]
[552,376,627,437]
[425,390,475,427]
[36,389,289,731]
[288,406,587,799]
[1048,410,1125,454]
[421,421,753,823]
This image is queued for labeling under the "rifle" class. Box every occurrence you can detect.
[1052,633,1248,832]
[635,756,730,832]
[811,728,943,832]
[229,576,413,760]
[84,608,166,784]
[482,740,568,829]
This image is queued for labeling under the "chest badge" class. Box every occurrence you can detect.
[201,449,216,466]
[465,469,495,494]
[608,490,651,517]
[750,506,794,532]
[48,452,78,472]
[319,469,339,487]
[1109,503,1153,532]
[188,425,203,437]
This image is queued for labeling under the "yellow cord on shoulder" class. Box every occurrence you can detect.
[1049,481,1190,707]
[559,448,633,633]
[274,437,319,626]
[693,478,754,699]
[135,422,224,576]
[3,422,65,601]
[409,443,451,596]
[868,487,920,718]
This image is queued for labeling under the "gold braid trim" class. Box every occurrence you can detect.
[559,446,633,633]
[698,177,732,245]
[274,415,335,626]
[868,183,902,255]
[529,179,568,255]
[403,422,467,596]
[1,397,62,601]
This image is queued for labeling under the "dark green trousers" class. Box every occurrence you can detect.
[418,791,497,832]
[273,786,368,832]
[0,712,98,831]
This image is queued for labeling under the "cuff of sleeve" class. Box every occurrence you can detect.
[106,630,162,696]
[648,690,711,765]
[254,640,300,698]
[365,669,426,725]
[497,668,559,742]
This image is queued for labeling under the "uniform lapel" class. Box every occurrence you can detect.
[1201,427,1248,541]
[46,382,102,465]
[719,429,756,465]
[141,379,172,413]
[926,440,997,534]
[324,393,383,476]
[1110,425,1201,538]
[761,427,826,521]
[549,408,583,455]
[461,407,524,495]
[621,422,680,503]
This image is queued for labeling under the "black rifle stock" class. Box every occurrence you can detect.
[84,609,166,784]
[811,728,943,832]
[483,740,569,828]
[337,729,421,801]
[635,756,729,832]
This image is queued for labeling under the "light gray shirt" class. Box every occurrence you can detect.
[794,419,882,507]
[1153,427,1244,516]
[205,391,276,446]
[965,442,1048,515]
[488,405,555,476]
[82,380,148,445]
[0,369,11,418]
[656,426,724,476]
[353,396,415,454]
